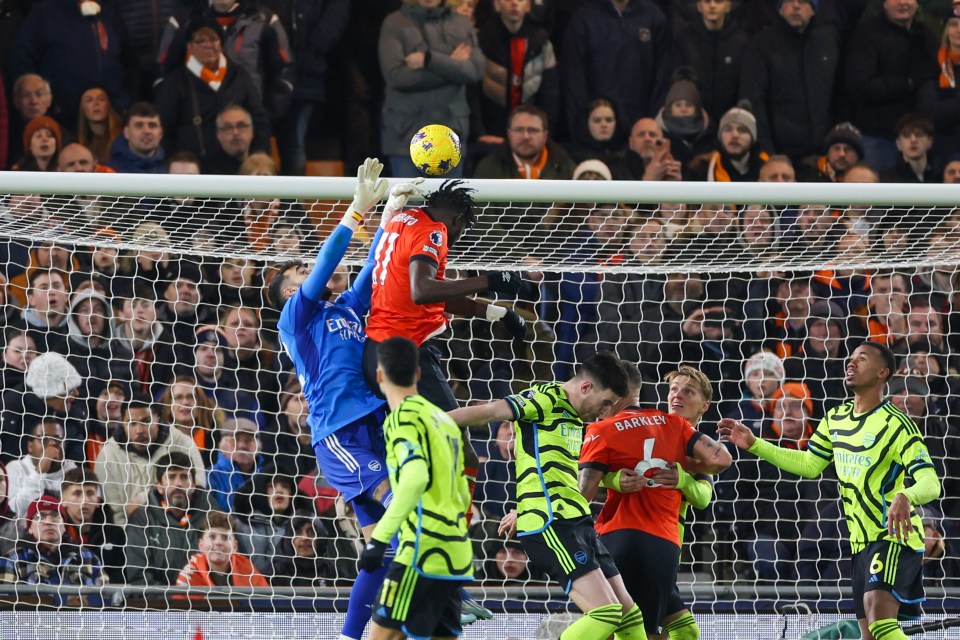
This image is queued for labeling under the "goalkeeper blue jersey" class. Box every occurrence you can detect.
[278,225,387,445]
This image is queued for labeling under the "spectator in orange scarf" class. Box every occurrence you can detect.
[176,510,268,591]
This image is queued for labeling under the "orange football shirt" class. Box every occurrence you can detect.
[367,208,449,345]
[580,407,702,546]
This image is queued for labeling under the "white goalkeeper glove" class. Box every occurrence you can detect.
[343,157,389,230]
[381,177,425,228]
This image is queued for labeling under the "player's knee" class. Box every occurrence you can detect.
[372,479,393,504]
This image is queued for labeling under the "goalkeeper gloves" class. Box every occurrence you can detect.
[343,157,389,231]
[485,270,522,295]
[485,306,528,341]
[382,177,425,228]
[502,309,527,340]
[358,539,389,573]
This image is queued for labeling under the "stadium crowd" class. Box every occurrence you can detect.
[0,0,956,608]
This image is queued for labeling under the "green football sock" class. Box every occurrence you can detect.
[664,611,700,640]
[869,618,909,640]
[559,603,622,640]
[614,603,647,639]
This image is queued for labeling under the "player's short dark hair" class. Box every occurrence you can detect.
[267,259,308,310]
[578,351,629,397]
[125,390,157,417]
[425,180,477,228]
[861,341,897,382]
[377,337,419,387]
[123,102,160,127]
[155,452,194,483]
[623,362,642,393]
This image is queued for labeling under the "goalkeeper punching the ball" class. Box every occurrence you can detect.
[269,159,443,640]
[720,342,941,640]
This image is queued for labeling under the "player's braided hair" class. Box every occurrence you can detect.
[425,180,477,227]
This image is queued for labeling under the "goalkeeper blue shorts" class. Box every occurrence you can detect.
[313,407,390,527]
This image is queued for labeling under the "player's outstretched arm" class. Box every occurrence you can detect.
[410,261,503,305]
[718,418,829,479]
[448,399,515,428]
[301,158,388,301]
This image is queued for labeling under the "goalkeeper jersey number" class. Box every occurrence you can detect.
[504,383,592,535]
[384,395,473,579]
[807,399,934,553]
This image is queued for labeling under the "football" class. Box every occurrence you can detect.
[409,124,462,176]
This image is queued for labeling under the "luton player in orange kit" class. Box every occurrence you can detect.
[360,179,527,622]
[362,180,527,408]
[578,364,732,639]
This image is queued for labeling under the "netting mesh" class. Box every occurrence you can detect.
[0,180,957,636]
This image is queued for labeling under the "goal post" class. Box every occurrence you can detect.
[0,172,957,639]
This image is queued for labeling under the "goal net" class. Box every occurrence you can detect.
[0,172,958,639]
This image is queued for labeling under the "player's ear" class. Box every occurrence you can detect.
[415,366,422,383]
[375,366,384,385]
[579,379,593,396]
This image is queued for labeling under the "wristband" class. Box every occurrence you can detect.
[602,470,621,492]
[341,207,363,232]
[485,305,507,322]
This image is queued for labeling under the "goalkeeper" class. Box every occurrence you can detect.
[268,158,416,640]
[359,337,473,640]
[719,342,941,640]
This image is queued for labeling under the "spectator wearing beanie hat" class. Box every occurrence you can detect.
[572,159,613,180]
[0,352,89,465]
[725,351,786,435]
[812,122,864,181]
[693,100,769,181]
[12,116,61,171]
[740,0,839,162]
[656,68,713,168]
[0,495,106,606]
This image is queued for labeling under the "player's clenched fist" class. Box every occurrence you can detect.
[502,310,527,341]
[485,270,523,295]
[358,539,389,572]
